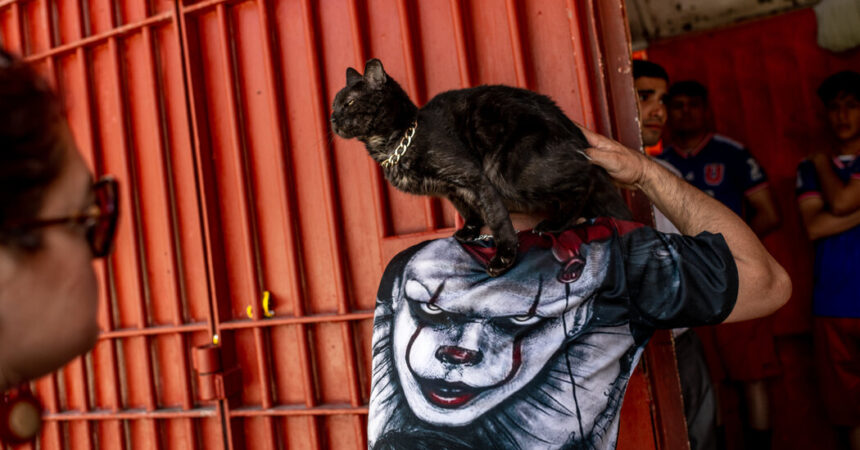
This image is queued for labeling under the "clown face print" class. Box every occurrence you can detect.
[387,236,609,427]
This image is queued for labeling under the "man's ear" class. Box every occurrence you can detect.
[346,67,362,85]
[364,58,387,87]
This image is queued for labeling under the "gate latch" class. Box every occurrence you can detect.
[193,343,241,402]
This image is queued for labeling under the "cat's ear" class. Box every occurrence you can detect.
[364,58,387,87]
[346,67,362,85]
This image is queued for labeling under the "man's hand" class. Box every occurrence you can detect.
[576,124,791,323]
[578,126,649,188]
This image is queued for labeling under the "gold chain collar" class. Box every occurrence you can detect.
[380,121,417,168]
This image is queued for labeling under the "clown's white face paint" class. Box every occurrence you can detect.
[391,238,609,426]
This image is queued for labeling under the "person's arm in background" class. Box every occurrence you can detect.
[745,187,782,237]
[810,153,860,216]
[798,195,860,240]
[580,127,791,323]
[741,152,781,237]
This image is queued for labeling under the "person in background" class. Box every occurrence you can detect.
[657,80,783,450]
[0,49,118,441]
[633,60,717,450]
[796,70,860,450]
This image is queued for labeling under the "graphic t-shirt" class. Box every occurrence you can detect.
[658,134,768,217]
[368,218,738,449]
[796,154,860,318]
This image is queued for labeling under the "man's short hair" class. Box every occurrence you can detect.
[817,70,860,104]
[667,80,708,103]
[632,59,668,82]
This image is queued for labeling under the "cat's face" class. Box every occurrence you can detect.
[330,59,405,141]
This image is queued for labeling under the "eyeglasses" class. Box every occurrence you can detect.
[7,176,119,258]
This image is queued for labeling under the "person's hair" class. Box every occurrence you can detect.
[667,80,708,103]
[632,59,668,82]
[0,48,66,247]
[817,70,860,104]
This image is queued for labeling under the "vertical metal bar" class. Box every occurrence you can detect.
[75,0,125,438]
[35,376,62,447]
[346,0,392,242]
[346,0,364,67]
[174,4,220,340]
[394,0,438,231]
[39,1,92,445]
[592,0,639,148]
[38,0,56,85]
[173,2,233,448]
[296,0,351,356]
[448,0,472,88]
[141,22,195,412]
[573,0,612,135]
[394,0,418,99]
[9,2,24,54]
[108,32,158,410]
[252,2,318,434]
[215,5,275,448]
[448,0,470,230]
[253,0,303,319]
[584,2,689,448]
[140,18,200,447]
[504,0,527,89]
[65,359,94,449]
[298,0,359,447]
[213,3,259,327]
[104,0,161,439]
[564,0,597,130]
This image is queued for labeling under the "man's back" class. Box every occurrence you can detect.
[367,219,739,449]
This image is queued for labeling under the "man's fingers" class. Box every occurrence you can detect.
[577,122,651,187]
[575,122,612,149]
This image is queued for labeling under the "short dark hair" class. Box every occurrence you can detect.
[667,80,708,103]
[0,48,66,247]
[817,70,860,104]
[633,59,668,82]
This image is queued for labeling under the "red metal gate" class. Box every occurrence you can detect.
[1,1,685,448]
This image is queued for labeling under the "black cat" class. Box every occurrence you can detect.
[330,59,630,276]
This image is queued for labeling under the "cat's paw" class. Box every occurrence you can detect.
[487,255,515,277]
[487,246,517,277]
[453,225,481,242]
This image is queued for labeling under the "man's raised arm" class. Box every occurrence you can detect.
[579,127,791,323]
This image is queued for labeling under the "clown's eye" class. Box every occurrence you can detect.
[510,315,541,326]
[420,303,443,315]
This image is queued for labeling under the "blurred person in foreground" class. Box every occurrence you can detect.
[796,70,860,450]
[658,79,782,450]
[0,49,118,441]
[633,59,717,450]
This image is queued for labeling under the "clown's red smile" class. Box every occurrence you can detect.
[418,378,484,408]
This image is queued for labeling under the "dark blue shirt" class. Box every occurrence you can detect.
[658,134,769,217]
[796,155,860,318]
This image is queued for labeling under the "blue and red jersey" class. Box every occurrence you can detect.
[658,133,769,217]
[796,154,860,318]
